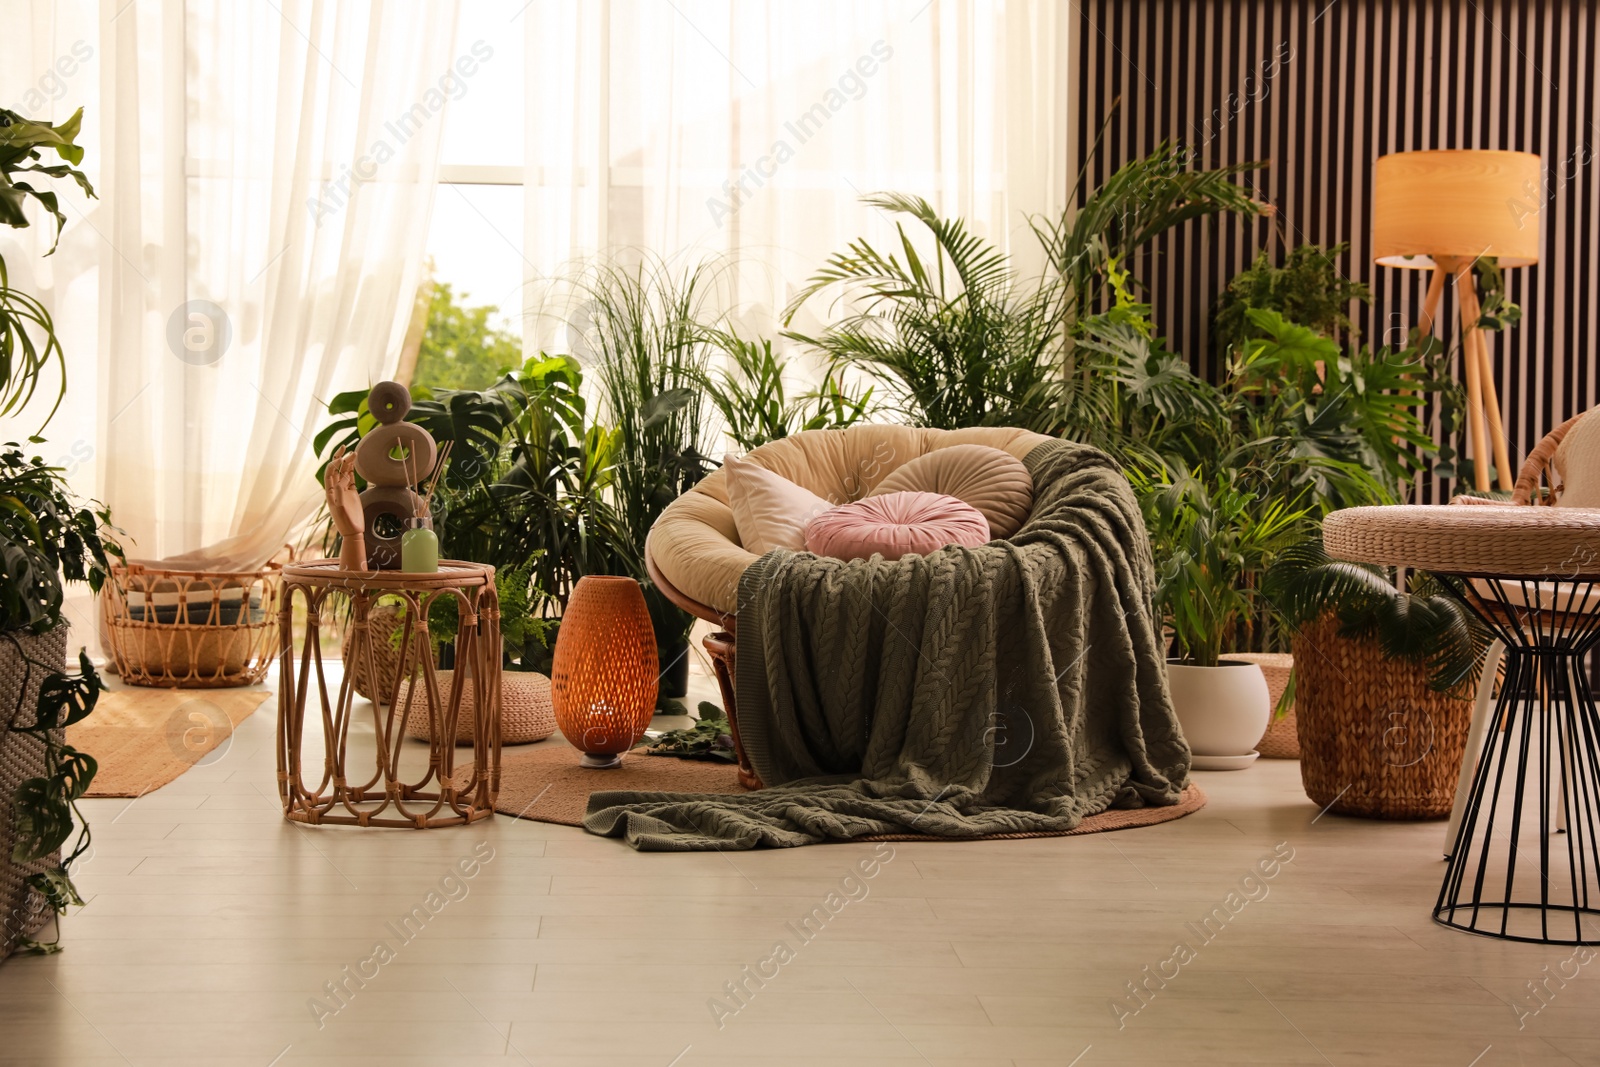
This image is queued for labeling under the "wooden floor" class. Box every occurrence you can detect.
[3,667,1599,1067]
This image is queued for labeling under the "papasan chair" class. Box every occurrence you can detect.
[643,425,1185,796]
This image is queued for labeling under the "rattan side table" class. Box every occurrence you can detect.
[1324,504,1600,944]
[275,559,501,828]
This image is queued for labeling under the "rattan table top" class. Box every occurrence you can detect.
[282,558,494,590]
[1323,504,1600,578]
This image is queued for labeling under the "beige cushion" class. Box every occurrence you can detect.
[646,425,1055,616]
[865,443,1032,539]
[1554,408,1600,507]
[723,453,834,554]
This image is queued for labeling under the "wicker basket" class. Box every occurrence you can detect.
[1294,614,1471,819]
[344,600,407,703]
[1,625,68,960]
[101,562,281,688]
[401,670,555,745]
[1232,652,1298,759]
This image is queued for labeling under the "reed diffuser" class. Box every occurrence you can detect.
[400,441,450,573]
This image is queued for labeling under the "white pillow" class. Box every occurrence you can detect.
[723,453,834,554]
[1554,408,1600,507]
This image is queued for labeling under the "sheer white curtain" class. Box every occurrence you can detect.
[522,0,1071,344]
[99,0,460,568]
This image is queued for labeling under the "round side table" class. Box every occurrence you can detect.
[275,560,501,828]
[1325,504,1600,944]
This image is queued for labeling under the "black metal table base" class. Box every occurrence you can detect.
[1436,575,1600,945]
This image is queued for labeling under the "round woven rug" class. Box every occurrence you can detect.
[493,738,1207,837]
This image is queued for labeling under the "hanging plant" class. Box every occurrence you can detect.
[5,641,102,954]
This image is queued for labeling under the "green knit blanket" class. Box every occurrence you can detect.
[584,440,1191,850]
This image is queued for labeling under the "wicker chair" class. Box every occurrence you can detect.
[1453,411,1585,507]
[645,425,1055,789]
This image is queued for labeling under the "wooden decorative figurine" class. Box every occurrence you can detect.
[356,382,437,569]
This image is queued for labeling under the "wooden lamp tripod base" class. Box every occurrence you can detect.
[1420,256,1514,493]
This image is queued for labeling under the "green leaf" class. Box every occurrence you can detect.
[26,868,83,911]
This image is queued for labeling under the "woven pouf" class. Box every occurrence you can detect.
[1293,614,1471,819]
[1232,652,1298,759]
[402,671,555,745]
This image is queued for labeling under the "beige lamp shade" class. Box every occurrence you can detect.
[1373,150,1542,268]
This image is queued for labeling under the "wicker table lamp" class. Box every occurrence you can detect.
[550,576,659,768]
[1373,149,1542,492]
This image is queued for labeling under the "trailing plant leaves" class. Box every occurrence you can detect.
[639,704,739,762]
[26,868,83,911]
[55,745,97,802]
[11,776,74,862]
[29,651,102,730]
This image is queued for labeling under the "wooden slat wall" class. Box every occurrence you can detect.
[1072,0,1599,501]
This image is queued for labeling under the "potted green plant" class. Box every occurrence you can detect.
[697,331,873,452]
[1,107,121,958]
[1265,539,1489,817]
[1129,460,1315,769]
[317,354,629,698]
[579,259,720,706]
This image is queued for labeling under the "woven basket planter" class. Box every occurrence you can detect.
[1,625,68,961]
[1232,652,1298,759]
[101,562,280,688]
[1293,614,1471,819]
[344,601,406,704]
[401,670,555,745]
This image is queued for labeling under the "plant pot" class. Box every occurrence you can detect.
[1231,651,1298,759]
[1294,614,1470,819]
[1166,659,1271,770]
[1,624,69,961]
[657,637,690,699]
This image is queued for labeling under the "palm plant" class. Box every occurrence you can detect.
[578,259,720,662]
[1036,141,1266,320]
[784,193,1069,431]
[785,144,1266,435]
[698,331,874,452]
[1265,539,1489,696]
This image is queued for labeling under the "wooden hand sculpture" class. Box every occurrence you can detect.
[325,446,369,572]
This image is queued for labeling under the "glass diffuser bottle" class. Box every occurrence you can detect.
[400,515,438,573]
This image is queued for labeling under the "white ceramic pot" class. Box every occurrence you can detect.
[1166,659,1271,770]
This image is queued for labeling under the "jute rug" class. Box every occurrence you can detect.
[495,739,1207,838]
[67,687,272,797]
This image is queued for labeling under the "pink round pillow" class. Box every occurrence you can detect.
[803,491,991,562]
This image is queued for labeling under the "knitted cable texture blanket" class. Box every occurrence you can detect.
[584,440,1191,850]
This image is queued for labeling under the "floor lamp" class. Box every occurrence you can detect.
[1373,150,1542,492]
